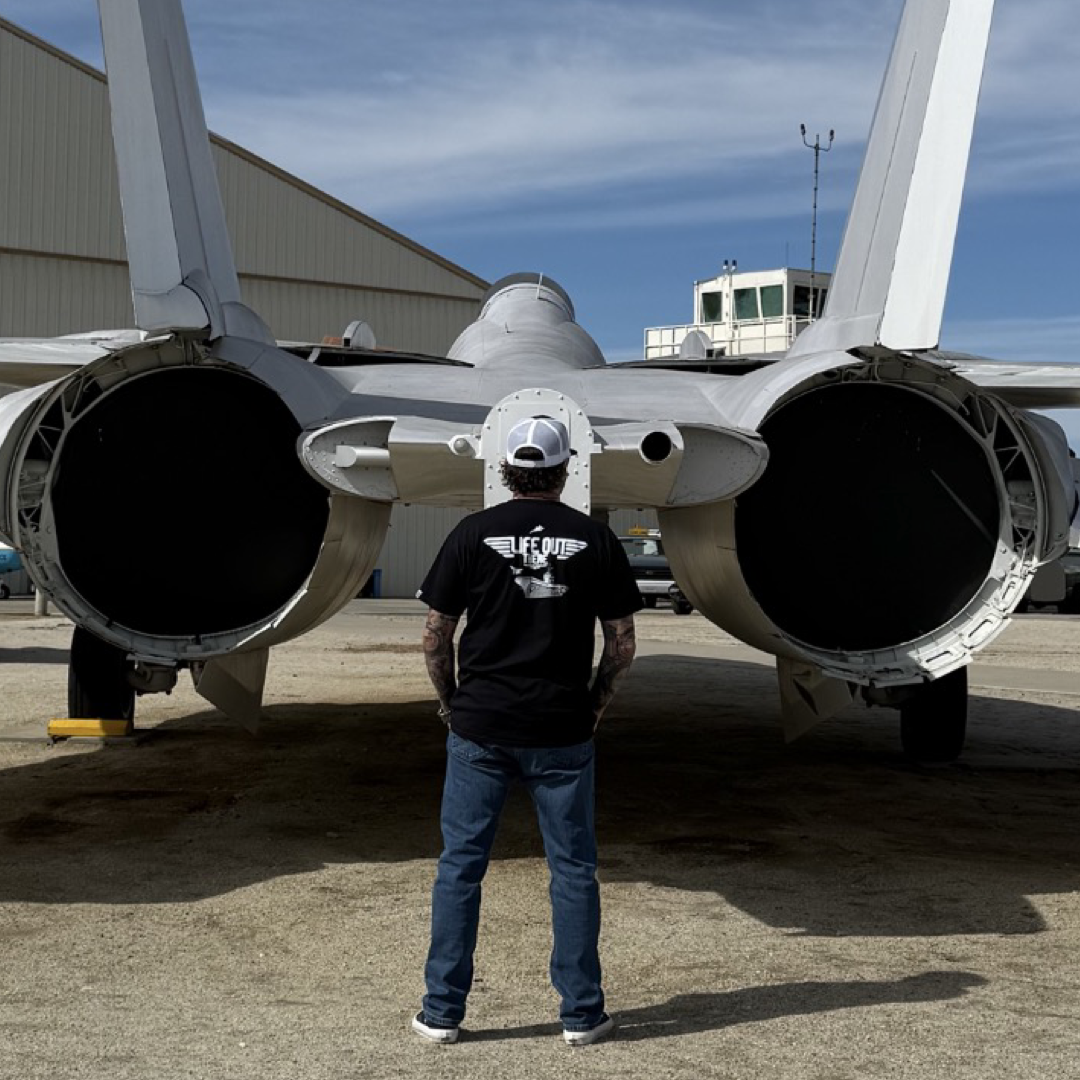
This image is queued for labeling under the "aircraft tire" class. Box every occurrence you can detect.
[899,667,967,764]
[0,582,9,600]
[642,595,657,609]
[672,599,694,616]
[68,626,135,721]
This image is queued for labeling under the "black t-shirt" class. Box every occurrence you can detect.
[418,499,643,747]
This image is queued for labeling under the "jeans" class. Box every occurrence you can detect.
[422,731,603,1031]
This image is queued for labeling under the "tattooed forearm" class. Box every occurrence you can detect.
[590,615,636,723]
[423,609,459,709]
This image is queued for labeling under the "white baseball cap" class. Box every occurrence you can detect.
[505,415,572,468]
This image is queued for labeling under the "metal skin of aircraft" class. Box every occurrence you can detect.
[1,0,1078,761]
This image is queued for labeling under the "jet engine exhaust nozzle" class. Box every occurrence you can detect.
[7,338,389,659]
[662,355,1065,687]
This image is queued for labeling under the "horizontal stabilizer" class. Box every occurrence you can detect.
[97,0,271,343]
[0,339,110,388]
[791,0,995,357]
[933,354,1080,408]
[0,331,153,388]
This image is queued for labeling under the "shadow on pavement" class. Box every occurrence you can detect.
[0,655,1078,939]
[465,971,987,1042]
[0,646,69,665]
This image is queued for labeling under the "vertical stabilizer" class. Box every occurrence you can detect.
[97,0,271,342]
[790,0,994,357]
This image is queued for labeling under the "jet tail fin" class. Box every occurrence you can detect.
[97,0,271,342]
[790,0,995,357]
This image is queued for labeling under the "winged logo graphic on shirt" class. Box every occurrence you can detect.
[484,536,589,600]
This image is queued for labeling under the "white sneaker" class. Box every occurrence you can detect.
[411,1012,460,1044]
[563,1013,615,1046]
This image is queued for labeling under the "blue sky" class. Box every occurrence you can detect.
[5,2,1078,384]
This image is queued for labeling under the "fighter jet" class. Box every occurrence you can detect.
[1,0,1077,761]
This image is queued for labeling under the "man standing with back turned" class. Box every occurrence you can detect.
[412,415,641,1046]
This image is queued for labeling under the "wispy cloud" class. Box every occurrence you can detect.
[205,2,885,222]
[195,0,1077,226]
[8,0,1077,229]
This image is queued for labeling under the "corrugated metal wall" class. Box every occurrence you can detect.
[609,509,660,536]
[0,252,132,334]
[378,506,472,598]
[216,148,475,302]
[240,277,479,355]
[0,29,124,265]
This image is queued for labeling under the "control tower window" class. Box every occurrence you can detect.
[734,288,760,321]
[793,285,828,318]
[761,285,783,318]
[701,291,723,323]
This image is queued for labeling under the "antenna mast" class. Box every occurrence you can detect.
[800,124,834,322]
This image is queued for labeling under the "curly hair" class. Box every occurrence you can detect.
[499,459,568,497]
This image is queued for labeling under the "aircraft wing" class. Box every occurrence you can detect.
[928,353,1080,408]
[0,339,114,389]
[0,331,159,390]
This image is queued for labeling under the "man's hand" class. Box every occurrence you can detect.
[589,614,636,730]
[423,609,459,719]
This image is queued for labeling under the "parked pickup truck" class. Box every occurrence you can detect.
[618,531,693,614]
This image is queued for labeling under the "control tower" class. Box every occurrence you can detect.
[643,266,832,362]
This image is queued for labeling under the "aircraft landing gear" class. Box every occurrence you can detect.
[899,667,967,765]
[68,626,135,721]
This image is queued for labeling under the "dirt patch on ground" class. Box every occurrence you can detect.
[337,642,423,655]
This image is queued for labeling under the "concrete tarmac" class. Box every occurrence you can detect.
[1,602,1080,1079]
